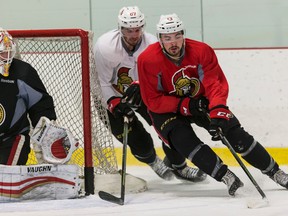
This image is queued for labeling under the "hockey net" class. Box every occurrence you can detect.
[9,29,118,194]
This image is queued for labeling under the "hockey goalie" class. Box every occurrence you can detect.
[0,28,81,202]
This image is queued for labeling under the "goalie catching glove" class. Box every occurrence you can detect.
[31,117,79,164]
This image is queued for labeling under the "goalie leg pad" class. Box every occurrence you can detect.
[0,164,83,202]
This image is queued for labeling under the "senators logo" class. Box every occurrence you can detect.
[0,103,6,126]
[170,65,200,97]
[113,67,133,94]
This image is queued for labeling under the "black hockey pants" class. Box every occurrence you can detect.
[149,111,279,181]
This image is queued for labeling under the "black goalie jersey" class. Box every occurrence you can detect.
[0,58,56,144]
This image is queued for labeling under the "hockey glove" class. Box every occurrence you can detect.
[208,105,231,141]
[31,117,79,164]
[108,96,135,122]
[178,96,209,116]
[123,81,142,107]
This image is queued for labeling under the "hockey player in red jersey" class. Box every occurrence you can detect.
[137,13,288,196]
[94,6,207,182]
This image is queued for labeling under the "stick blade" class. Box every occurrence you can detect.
[246,197,269,209]
[98,191,124,205]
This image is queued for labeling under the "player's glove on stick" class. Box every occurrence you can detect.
[208,105,231,141]
[108,96,135,122]
[123,81,142,107]
[178,96,209,116]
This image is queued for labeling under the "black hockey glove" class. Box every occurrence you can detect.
[178,96,209,116]
[195,96,209,113]
[107,96,135,122]
[123,81,142,107]
[209,118,228,141]
[208,105,231,141]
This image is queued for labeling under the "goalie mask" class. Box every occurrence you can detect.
[0,28,16,77]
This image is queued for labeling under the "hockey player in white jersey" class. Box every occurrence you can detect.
[94,6,207,182]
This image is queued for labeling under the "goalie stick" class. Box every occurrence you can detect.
[98,116,129,205]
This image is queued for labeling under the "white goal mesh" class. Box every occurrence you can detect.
[9,29,118,194]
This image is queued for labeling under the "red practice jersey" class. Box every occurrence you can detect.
[137,38,229,114]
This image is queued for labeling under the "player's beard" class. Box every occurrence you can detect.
[162,41,185,61]
[167,45,181,57]
[126,37,140,46]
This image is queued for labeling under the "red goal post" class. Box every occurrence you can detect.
[8,29,118,195]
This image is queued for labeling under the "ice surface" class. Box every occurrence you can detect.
[1,166,288,216]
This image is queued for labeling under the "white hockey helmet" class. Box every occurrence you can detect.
[156,13,185,35]
[0,28,16,77]
[118,6,145,28]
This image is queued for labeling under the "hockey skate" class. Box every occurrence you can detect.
[173,166,207,182]
[221,169,244,196]
[148,156,174,180]
[163,157,207,182]
[271,169,288,189]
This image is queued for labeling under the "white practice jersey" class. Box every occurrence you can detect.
[93,29,157,107]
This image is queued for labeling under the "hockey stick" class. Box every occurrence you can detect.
[217,131,269,208]
[204,111,268,205]
[98,116,129,205]
[217,131,267,199]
